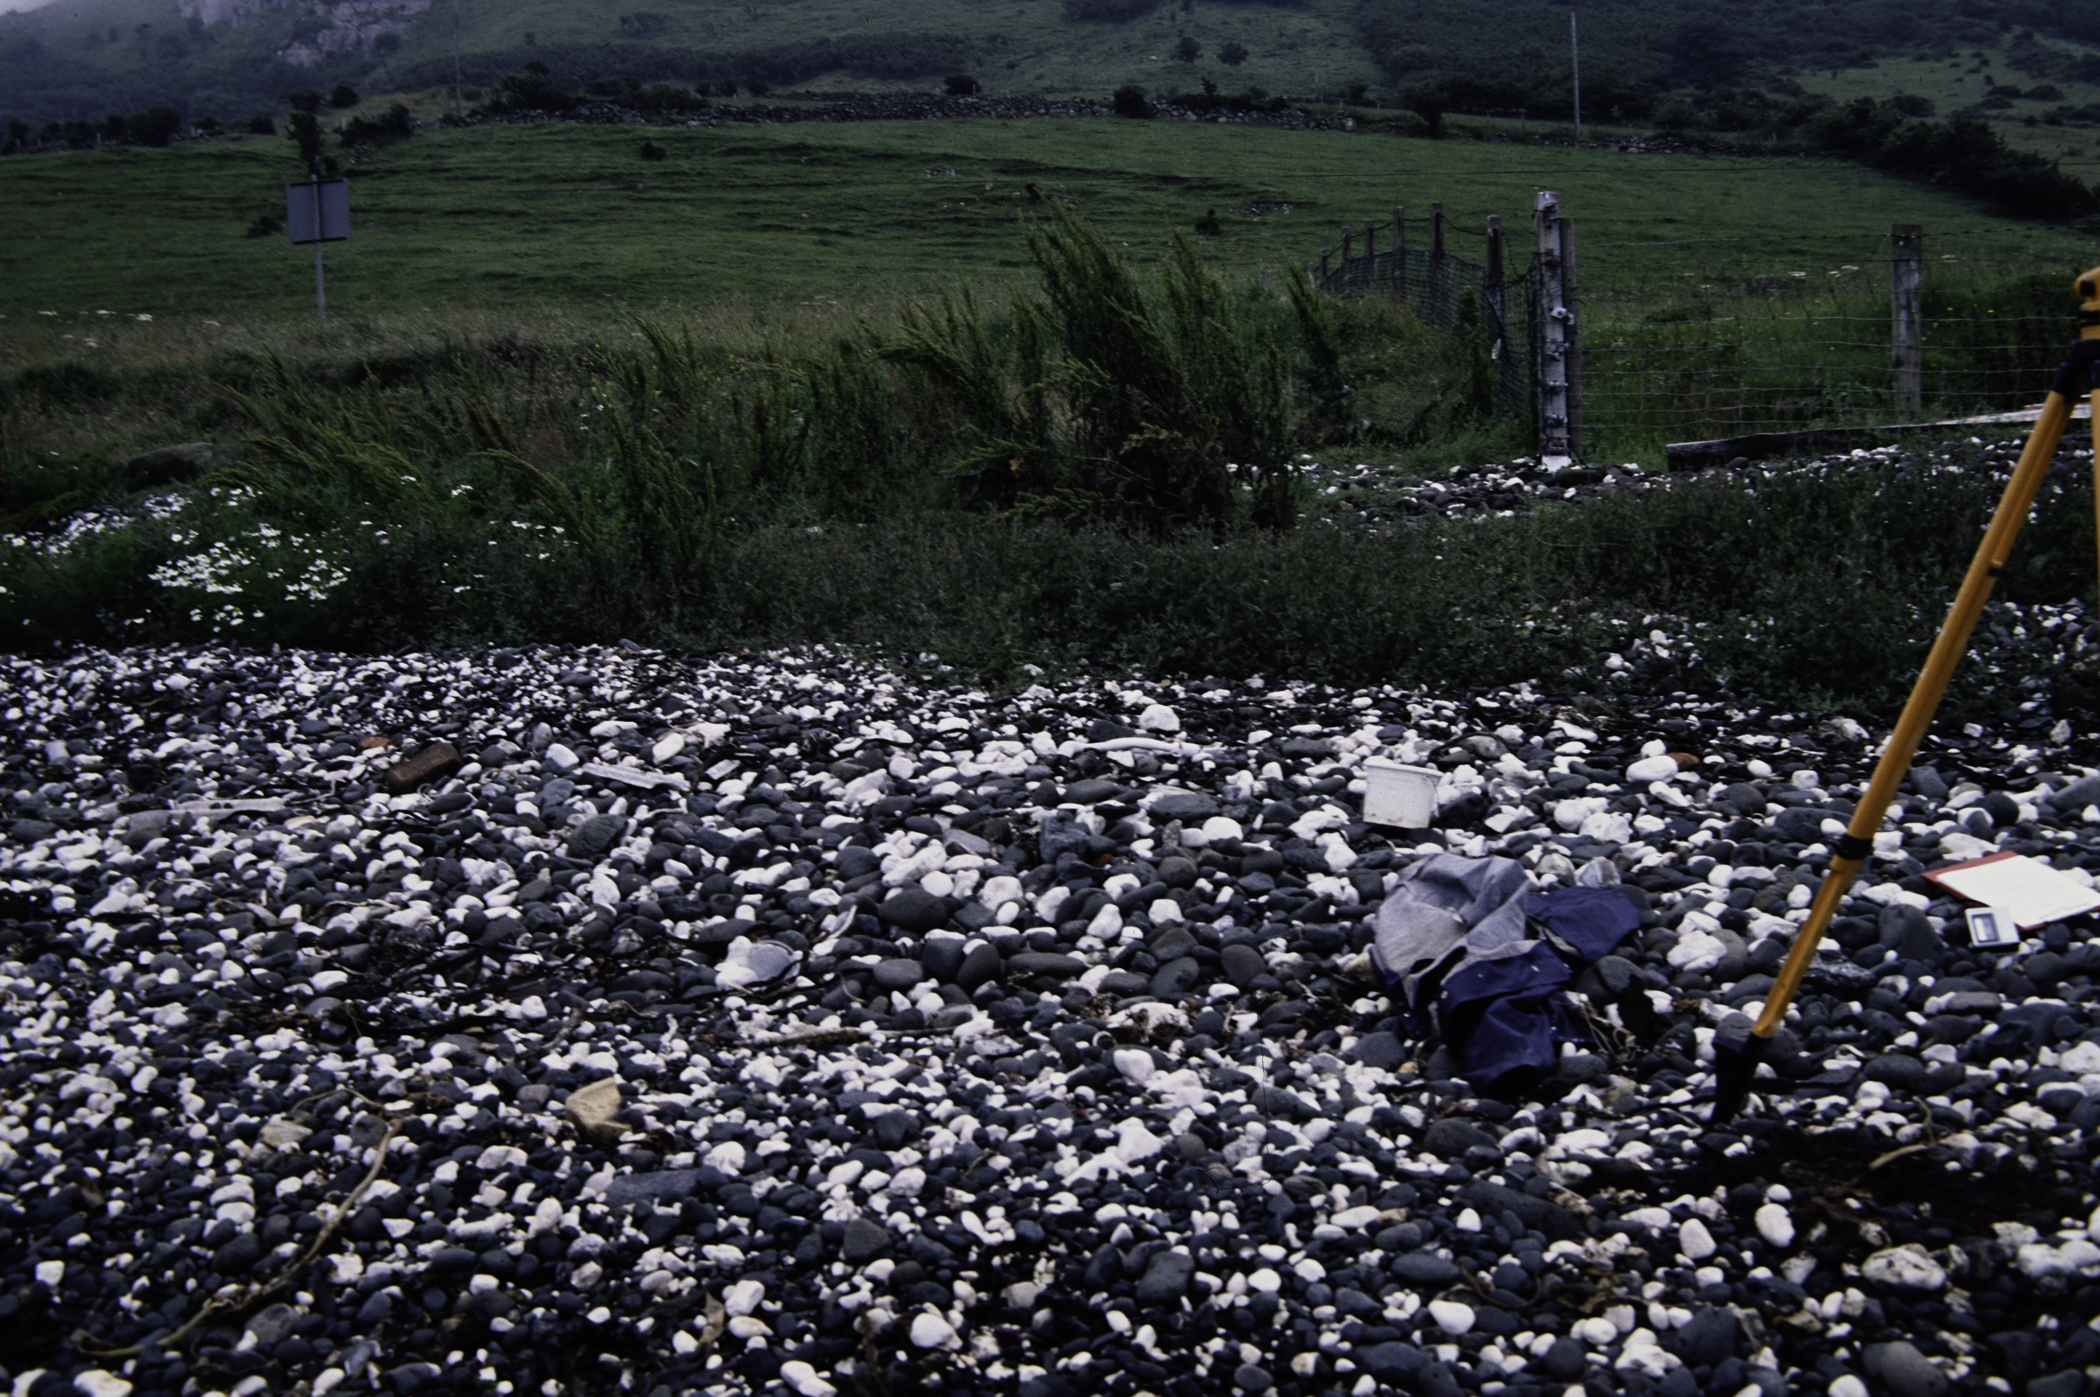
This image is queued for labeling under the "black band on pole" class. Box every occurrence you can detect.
[2051,340,2100,397]
[1834,834,1874,861]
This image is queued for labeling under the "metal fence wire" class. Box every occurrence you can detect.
[1576,233,2086,452]
[1316,214,2091,459]
[1316,238,1538,418]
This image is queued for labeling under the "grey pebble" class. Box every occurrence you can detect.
[1136,1249,1196,1304]
[1868,1340,1949,1397]
[1221,942,1267,989]
[841,1217,892,1263]
[1150,956,1202,998]
[956,942,1003,991]
[872,957,925,991]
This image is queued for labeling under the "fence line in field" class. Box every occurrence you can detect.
[1314,203,2090,459]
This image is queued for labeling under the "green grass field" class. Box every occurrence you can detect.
[6,116,2097,327]
[4,115,2100,705]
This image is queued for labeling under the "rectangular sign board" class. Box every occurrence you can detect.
[285,179,351,245]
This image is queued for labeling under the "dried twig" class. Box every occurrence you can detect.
[76,1120,405,1360]
[1865,1140,1937,1172]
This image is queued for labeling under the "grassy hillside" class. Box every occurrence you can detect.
[1789,37,2100,174]
[1353,0,2100,104]
[5,116,2095,324]
[368,0,1379,100]
[0,0,1385,125]
[7,0,2097,130]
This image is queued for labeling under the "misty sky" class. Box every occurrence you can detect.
[0,0,52,10]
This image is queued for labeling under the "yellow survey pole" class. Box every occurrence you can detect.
[1715,291,2100,1121]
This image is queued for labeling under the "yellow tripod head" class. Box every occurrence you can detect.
[2082,265,2100,339]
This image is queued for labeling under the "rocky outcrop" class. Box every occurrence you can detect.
[175,0,433,65]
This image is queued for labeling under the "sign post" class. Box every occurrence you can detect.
[285,176,351,322]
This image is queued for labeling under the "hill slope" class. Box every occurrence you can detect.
[0,0,1382,123]
[2,0,2094,167]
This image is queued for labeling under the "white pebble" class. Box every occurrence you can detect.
[1830,1377,1868,1397]
[544,743,580,771]
[1667,929,1726,973]
[1138,704,1181,733]
[1755,1203,1795,1248]
[1861,1245,1947,1291]
[724,1278,766,1316]
[1626,754,1680,782]
[909,1310,958,1348]
[779,1361,838,1397]
[1113,1048,1156,1085]
[1428,1300,1475,1335]
[1678,1219,1716,1261]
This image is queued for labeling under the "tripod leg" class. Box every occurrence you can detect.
[1712,391,2076,1119]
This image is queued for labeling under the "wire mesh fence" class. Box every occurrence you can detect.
[1575,232,2090,455]
[1316,239,1537,418]
[1313,212,2093,462]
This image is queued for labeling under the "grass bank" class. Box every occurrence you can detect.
[5,117,2094,321]
[5,391,2094,719]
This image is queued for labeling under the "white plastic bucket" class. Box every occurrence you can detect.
[1362,759,1441,829]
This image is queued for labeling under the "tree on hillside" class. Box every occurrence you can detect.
[285,109,322,172]
[128,106,181,146]
[1175,36,1201,62]
[1219,40,1249,66]
[1405,82,1446,136]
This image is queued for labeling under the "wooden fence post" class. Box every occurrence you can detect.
[1394,206,1407,298]
[1364,218,1376,275]
[1485,213,1506,373]
[1534,191,1574,464]
[1319,248,1330,284]
[1891,224,1924,417]
[1431,202,1446,262]
[1340,230,1353,285]
[1560,212,1584,460]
